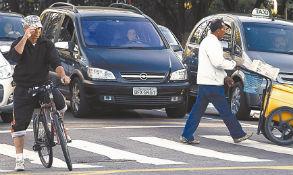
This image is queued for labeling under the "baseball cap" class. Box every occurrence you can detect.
[23,15,43,28]
[209,18,225,33]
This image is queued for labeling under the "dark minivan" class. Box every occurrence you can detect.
[41,3,189,118]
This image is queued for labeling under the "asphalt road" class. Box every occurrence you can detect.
[0,108,293,175]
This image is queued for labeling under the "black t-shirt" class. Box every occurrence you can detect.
[7,37,61,87]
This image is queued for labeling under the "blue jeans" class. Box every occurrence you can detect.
[182,85,246,141]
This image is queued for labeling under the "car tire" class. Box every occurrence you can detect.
[230,82,251,120]
[187,96,196,113]
[70,78,91,118]
[1,112,13,123]
[166,103,187,118]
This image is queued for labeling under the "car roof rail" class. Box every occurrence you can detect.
[109,3,144,15]
[49,2,78,13]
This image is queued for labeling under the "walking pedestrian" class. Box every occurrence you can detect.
[180,18,252,144]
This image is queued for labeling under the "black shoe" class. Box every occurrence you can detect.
[180,136,200,144]
[233,133,253,143]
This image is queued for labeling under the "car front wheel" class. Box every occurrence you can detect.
[70,78,91,118]
[230,82,251,120]
[1,112,13,123]
[165,103,187,118]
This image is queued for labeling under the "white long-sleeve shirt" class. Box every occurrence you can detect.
[197,33,236,86]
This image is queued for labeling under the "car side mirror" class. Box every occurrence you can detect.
[68,41,76,52]
[221,41,231,52]
[234,45,242,56]
[170,44,182,52]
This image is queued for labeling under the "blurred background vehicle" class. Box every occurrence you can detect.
[0,12,23,123]
[158,25,183,61]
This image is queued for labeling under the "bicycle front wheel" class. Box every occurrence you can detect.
[33,114,53,168]
[53,114,72,171]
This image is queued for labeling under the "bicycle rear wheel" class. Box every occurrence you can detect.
[33,114,53,168]
[53,113,72,171]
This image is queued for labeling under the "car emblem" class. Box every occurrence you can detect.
[140,73,148,80]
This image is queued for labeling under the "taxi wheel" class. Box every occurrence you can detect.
[1,113,13,123]
[264,107,293,145]
[166,103,187,118]
[70,78,91,118]
[230,82,251,120]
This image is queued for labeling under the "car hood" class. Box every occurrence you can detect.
[84,48,183,73]
[246,51,293,73]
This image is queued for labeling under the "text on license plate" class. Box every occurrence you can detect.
[133,87,157,96]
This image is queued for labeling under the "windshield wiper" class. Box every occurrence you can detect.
[287,50,293,55]
[121,47,148,50]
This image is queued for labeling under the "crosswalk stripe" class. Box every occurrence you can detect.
[68,140,185,165]
[0,169,13,173]
[129,137,271,162]
[0,144,101,169]
[202,135,293,156]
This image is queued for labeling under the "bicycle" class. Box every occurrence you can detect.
[31,80,72,171]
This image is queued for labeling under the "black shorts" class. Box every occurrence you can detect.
[11,86,66,135]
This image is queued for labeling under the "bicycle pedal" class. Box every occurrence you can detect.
[33,144,41,151]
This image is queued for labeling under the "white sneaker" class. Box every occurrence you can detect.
[15,159,24,171]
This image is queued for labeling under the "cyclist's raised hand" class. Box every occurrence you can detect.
[23,27,36,39]
[61,75,71,85]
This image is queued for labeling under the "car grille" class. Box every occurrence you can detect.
[121,72,166,83]
[278,73,293,84]
[114,95,172,105]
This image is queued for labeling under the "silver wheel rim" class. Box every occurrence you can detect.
[231,87,241,115]
[71,83,80,113]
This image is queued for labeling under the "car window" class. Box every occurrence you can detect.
[58,16,74,42]
[81,17,165,49]
[243,22,293,54]
[42,12,63,42]
[159,26,180,46]
[0,15,23,40]
[189,20,209,45]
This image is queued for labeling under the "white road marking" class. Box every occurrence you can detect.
[0,144,101,169]
[202,135,293,156]
[104,125,183,129]
[129,137,271,162]
[68,140,185,165]
[0,169,13,173]
[0,129,33,134]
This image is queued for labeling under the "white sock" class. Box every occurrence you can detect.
[16,153,23,161]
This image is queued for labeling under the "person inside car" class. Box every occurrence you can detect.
[4,22,21,38]
[126,28,142,44]
[7,15,71,171]
[273,35,288,52]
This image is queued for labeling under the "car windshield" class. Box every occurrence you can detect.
[81,17,165,49]
[0,16,23,40]
[243,22,293,54]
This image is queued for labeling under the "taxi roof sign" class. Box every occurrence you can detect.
[252,8,270,18]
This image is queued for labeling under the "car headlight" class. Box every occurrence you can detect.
[170,69,187,80]
[0,65,13,79]
[87,67,116,80]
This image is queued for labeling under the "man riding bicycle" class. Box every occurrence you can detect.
[7,15,71,171]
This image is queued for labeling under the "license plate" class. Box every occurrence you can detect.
[133,87,157,96]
